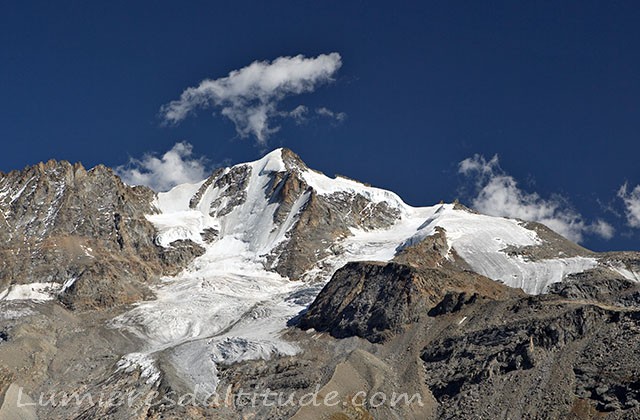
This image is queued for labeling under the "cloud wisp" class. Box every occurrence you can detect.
[160,53,343,144]
[458,154,614,243]
[315,106,347,122]
[116,142,208,192]
[618,183,640,228]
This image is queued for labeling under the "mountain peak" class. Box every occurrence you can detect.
[279,147,308,170]
[252,147,308,175]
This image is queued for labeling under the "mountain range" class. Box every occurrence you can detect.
[1,148,639,419]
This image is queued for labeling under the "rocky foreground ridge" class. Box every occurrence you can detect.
[0,148,639,419]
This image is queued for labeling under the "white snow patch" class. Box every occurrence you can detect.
[610,264,640,282]
[0,283,61,302]
[116,353,161,385]
[81,246,94,258]
[147,180,221,247]
[306,205,441,277]
[422,208,598,294]
[312,203,597,294]
[301,167,407,208]
[59,277,78,294]
[257,148,287,174]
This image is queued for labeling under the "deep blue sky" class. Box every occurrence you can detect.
[2,1,639,251]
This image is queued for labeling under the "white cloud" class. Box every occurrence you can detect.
[589,219,616,240]
[459,154,614,243]
[458,154,500,177]
[116,142,208,192]
[316,107,347,122]
[160,53,343,144]
[288,105,309,120]
[618,182,640,228]
[281,105,309,124]
[280,105,346,125]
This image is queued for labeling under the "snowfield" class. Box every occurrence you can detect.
[108,149,600,390]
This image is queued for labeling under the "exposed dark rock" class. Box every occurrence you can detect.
[207,165,252,217]
[299,262,429,342]
[549,270,640,308]
[502,220,593,260]
[299,260,518,342]
[419,295,640,418]
[189,167,223,210]
[393,226,450,269]
[199,227,219,243]
[428,291,480,316]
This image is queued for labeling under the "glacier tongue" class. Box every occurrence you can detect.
[111,262,307,394]
[111,148,599,390]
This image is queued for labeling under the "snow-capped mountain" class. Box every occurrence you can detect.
[142,148,605,292]
[106,148,625,392]
[1,148,639,419]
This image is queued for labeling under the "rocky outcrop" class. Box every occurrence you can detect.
[265,149,402,280]
[0,160,203,310]
[549,269,640,308]
[298,259,519,343]
[299,261,431,342]
[421,296,640,418]
[502,220,594,260]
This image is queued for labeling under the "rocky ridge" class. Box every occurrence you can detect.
[0,160,203,309]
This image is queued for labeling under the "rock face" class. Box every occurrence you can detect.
[421,296,640,418]
[298,261,519,342]
[298,228,518,342]
[549,271,640,307]
[0,160,203,310]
